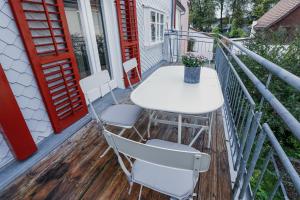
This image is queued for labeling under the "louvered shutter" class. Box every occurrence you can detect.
[0,64,37,160]
[115,0,142,87]
[8,0,88,133]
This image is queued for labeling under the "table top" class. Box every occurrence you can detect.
[130,65,224,115]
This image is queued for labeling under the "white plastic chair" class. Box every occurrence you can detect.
[79,70,145,157]
[103,127,211,200]
[123,58,142,91]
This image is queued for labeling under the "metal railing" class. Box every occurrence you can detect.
[164,30,214,64]
[164,30,300,200]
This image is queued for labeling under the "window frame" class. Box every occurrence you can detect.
[148,9,165,46]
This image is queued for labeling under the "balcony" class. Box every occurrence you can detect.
[0,31,299,200]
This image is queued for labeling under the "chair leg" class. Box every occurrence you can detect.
[207,112,214,149]
[101,128,126,158]
[128,182,133,195]
[100,146,112,158]
[133,126,146,142]
[138,185,143,200]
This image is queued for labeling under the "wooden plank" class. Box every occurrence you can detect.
[0,110,232,200]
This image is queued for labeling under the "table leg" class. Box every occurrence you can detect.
[208,112,214,148]
[147,110,152,138]
[178,114,182,144]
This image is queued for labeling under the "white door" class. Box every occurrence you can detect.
[64,0,117,101]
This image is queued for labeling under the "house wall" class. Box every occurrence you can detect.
[0,0,177,169]
[180,0,189,33]
[188,31,214,61]
[0,0,53,168]
[271,7,300,30]
[178,0,189,56]
[136,0,172,73]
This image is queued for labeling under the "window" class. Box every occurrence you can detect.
[64,1,91,79]
[149,10,164,44]
[90,0,111,76]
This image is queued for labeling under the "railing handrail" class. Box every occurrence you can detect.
[218,34,300,92]
[165,30,300,199]
[263,123,300,194]
[219,39,300,142]
[217,43,256,107]
[165,30,214,40]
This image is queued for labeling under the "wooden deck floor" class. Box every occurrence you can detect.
[0,110,232,200]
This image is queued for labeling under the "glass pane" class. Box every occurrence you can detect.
[151,23,155,42]
[151,11,155,22]
[160,24,163,40]
[160,14,164,23]
[64,0,91,79]
[156,24,159,41]
[90,0,111,76]
[156,13,159,22]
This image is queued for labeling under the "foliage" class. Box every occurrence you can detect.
[229,19,247,38]
[240,27,300,158]
[230,0,251,27]
[229,28,247,38]
[215,0,230,32]
[182,54,206,67]
[212,26,221,34]
[251,0,279,20]
[189,0,216,31]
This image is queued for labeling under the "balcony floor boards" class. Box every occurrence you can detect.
[0,109,232,200]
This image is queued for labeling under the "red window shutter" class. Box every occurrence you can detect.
[115,0,142,87]
[0,64,37,160]
[8,0,88,133]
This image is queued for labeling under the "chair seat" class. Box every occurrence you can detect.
[132,139,200,199]
[100,104,143,128]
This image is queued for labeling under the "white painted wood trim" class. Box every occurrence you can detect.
[77,0,97,74]
[79,0,102,73]
[78,0,123,97]
[101,0,125,89]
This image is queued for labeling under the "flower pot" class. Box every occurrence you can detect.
[184,66,201,84]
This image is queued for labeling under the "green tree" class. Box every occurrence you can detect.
[230,0,252,28]
[229,18,247,38]
[242,28,300,158]
[252,0,279,20]
[216,0,225,32]
[189,0,216,31]
[215,0,230,32]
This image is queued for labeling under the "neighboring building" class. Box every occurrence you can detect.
[187,28,214,61]
[0,0,187,171]
[254,0,300,31]
[177,0,189,56]
[174,0,186,31]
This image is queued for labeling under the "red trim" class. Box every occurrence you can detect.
[8,0,88,133]
[0,65,37,160]
[115,0,141,88]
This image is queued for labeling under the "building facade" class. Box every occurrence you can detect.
[0,0,187,173]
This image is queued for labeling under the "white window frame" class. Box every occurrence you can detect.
[144,8,165,47]
[75,0,120,99]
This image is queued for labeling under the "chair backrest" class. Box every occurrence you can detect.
[79,70,118,104]
[103,128,211,173]
[122,58,142,90]
[79,70,119,122]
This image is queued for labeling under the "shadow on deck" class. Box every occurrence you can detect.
[0,106,232,200]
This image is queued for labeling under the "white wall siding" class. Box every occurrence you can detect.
[0,0,53,168]
[136,0,172,73]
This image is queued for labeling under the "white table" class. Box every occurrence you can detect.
[131,65,224,145]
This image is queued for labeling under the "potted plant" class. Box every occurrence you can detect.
[182,54,206,84]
